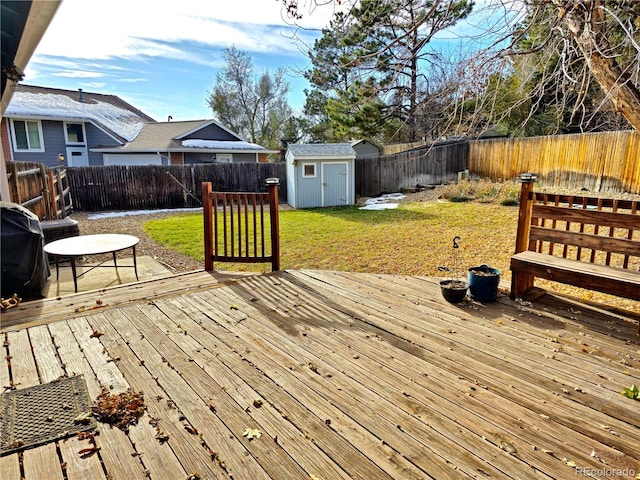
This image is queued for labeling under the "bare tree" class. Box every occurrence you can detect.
[207,46,292,148]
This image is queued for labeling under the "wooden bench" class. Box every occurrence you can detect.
[510,176,640,322]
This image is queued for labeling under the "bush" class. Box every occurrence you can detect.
[500,187,521,206]
[441,180,521,206]
[441,182,476,202]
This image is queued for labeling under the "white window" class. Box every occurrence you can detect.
[216,153,233,163]
[64,122,86,144]
[11,119,44,152]
[302,162,317,178]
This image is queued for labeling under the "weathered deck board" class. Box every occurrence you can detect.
[283,272,640,466]
[86,310,230,479]
[182,290,548,479]
[1,270,638,480]
[161,295,409,480]
[210,272,637,477]
[0,270,258,330]
[102,307,274,480]
[285,271,639,424]
[49,318,149,480]
[28,325,106,480]
[137,298,357,480]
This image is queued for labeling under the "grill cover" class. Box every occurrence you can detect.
[1,202,49,299]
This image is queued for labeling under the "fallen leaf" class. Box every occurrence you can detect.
[74,412,94,424]
[78,446,101,457]
[90,330,104,338]
[184,425,198,435]
[243,428,262,440]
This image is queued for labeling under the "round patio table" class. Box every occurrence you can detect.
[44,234,139,293]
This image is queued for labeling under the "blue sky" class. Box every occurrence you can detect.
[27,1,518,123]
[27,0,342,122]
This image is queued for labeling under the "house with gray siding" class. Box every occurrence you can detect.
[93,119,275,166]
[2,85,274,167]
[286,143,356,208]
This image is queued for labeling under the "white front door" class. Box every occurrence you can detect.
[66,147,89,166]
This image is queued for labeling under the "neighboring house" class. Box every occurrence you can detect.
[93,119,274,166]
[351,139,381,157]
[2,85,274,167]
[285,143,356,209]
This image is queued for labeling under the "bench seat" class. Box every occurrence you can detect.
[511,251,640,301]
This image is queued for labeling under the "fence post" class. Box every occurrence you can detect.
[266,178,280,272]
[514,173,536,254]
[202,182,214,271]
[58,168,70,217]
[8,162,19,203]
[47,170,59,219]
[511,173,537,299]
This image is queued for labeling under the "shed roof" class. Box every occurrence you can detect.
[287,143,356,158]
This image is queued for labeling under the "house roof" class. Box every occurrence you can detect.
[5,84,155,143]
[107,120,213,151]
[6,84,274,154]
[93,119,275,153]
[287,143,356,158]
[350,139,379,149]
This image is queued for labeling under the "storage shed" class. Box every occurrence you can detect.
[351,139,381,157]
[286,143,356,208]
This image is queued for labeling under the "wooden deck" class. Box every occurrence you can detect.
[1,270,639,479]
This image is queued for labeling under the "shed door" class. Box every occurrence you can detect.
[322,162,348,207]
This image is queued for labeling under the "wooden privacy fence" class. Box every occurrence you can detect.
[202,179,280,272]
[356,140,468,197]
[67,163,287,211]
[469,130,640,194]
[5,162,72,220]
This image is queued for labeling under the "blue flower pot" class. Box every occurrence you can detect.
[468,265,500,302]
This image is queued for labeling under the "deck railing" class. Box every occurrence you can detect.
[202,179,280,272]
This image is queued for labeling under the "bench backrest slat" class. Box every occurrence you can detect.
[532,204,639,230]
[529,226,639,258]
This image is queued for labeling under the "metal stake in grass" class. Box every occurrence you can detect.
[451,236,461,280]
[438,236,465,284]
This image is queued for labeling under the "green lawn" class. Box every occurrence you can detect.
[144,201,519,277]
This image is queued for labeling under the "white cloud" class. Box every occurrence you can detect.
[36,0,336,62]
[53,70,106,78]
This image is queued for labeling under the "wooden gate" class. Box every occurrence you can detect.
[202,179,281,272]
[47,168,73,218]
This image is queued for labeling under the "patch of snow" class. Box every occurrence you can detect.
[359,193,405,210]
[87,208,202,220]
[360,203,400,210]
[182,139,266,150]
[7,92,146,141]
